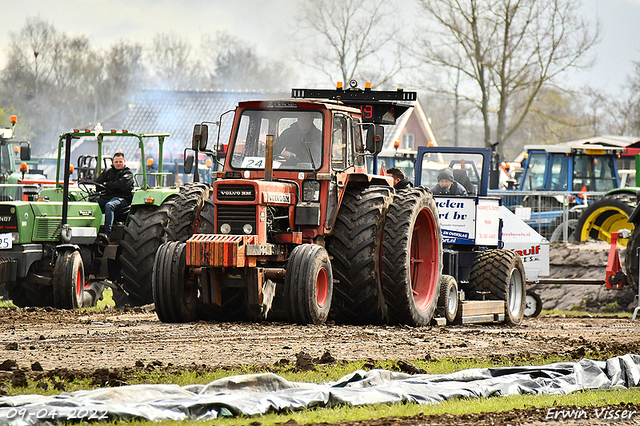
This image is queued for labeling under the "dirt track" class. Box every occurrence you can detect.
[1,307,639,373]
[1,307,640,425]
[1,242,639,425]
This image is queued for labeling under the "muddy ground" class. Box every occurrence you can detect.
[0,241,638,425]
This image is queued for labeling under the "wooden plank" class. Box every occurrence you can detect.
[459,300,505,316]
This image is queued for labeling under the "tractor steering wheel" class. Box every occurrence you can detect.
[78,180,107,199]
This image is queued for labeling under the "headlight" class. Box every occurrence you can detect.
[11,233,19,243]
[302,180,321,202]
[220,223,231,234]
[242,224,253,234]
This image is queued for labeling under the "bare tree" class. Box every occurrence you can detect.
[200,31,290,91]
[413,0,599,159]
[627,61,640,135]
[147,32,200,90]
[509,87,592,156]
[99,40,146,112]
[580,87,638,136]
[295,0,405,87]
[0,17,107,153]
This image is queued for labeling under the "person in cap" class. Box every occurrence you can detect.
[386,167,413,190]
[431,167,468,196]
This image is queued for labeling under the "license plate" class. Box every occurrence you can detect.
[0,233,12,249]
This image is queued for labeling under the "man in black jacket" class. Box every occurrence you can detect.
[386,167,413,190]
[430,167,468,196]
[96,152,134,240]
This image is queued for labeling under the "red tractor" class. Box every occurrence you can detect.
[153,82,442,325]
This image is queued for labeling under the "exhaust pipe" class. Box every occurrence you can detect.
[265,135,274,181]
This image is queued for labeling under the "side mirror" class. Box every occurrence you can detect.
[184,154,194,175]
[366,125,384,155]
[20,142,31,161]
[192,124,208,151]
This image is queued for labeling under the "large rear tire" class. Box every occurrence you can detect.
[120,183,208,306]
[52,250,85,309]
[382,187,442,326]
[468,249,526,325]
[574,194,636,246]
[326,187,392,324]
[285,244,333,325]
[153,242,197,323]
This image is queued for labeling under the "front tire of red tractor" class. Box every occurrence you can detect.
[326,187,393,324]
[468,249,526,325]
[382,187,442,326]
[285,244,333,325]
[52,250,85,309]
[120,183,208,306]
[153,241,197,323]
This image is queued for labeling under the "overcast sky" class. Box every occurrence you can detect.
[1,0,640,93]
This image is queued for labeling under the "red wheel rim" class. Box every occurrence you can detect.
[410,208,439,310]
[316,267,328,308]
[76,268,83,298]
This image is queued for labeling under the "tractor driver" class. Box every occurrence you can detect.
[275,114,322,167]
[386,167,413,190]
[96,151,134,241]
[430,167,468,196]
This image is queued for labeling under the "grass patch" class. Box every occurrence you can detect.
[5,355,640,425]
[541,309,632,318]
[0,297,14,308]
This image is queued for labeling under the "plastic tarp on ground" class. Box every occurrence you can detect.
[0,354,639,425]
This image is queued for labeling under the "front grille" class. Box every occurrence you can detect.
[34,218,62,240]
[216,204,256,235]
[217,185,255,201]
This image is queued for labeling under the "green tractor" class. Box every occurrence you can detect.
[0,115,44,202]
[0,128,209,308]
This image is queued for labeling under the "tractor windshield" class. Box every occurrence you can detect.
[419,151,485,196]
[572,154,617,192]
[230,110,323,171]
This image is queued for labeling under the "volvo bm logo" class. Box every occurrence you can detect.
[219,189,253,196]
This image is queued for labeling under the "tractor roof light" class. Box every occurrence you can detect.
[10,115,17,124]
[19,162,28,173]
[147,158,154,166]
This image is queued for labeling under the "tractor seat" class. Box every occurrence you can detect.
[453,169,475,195]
